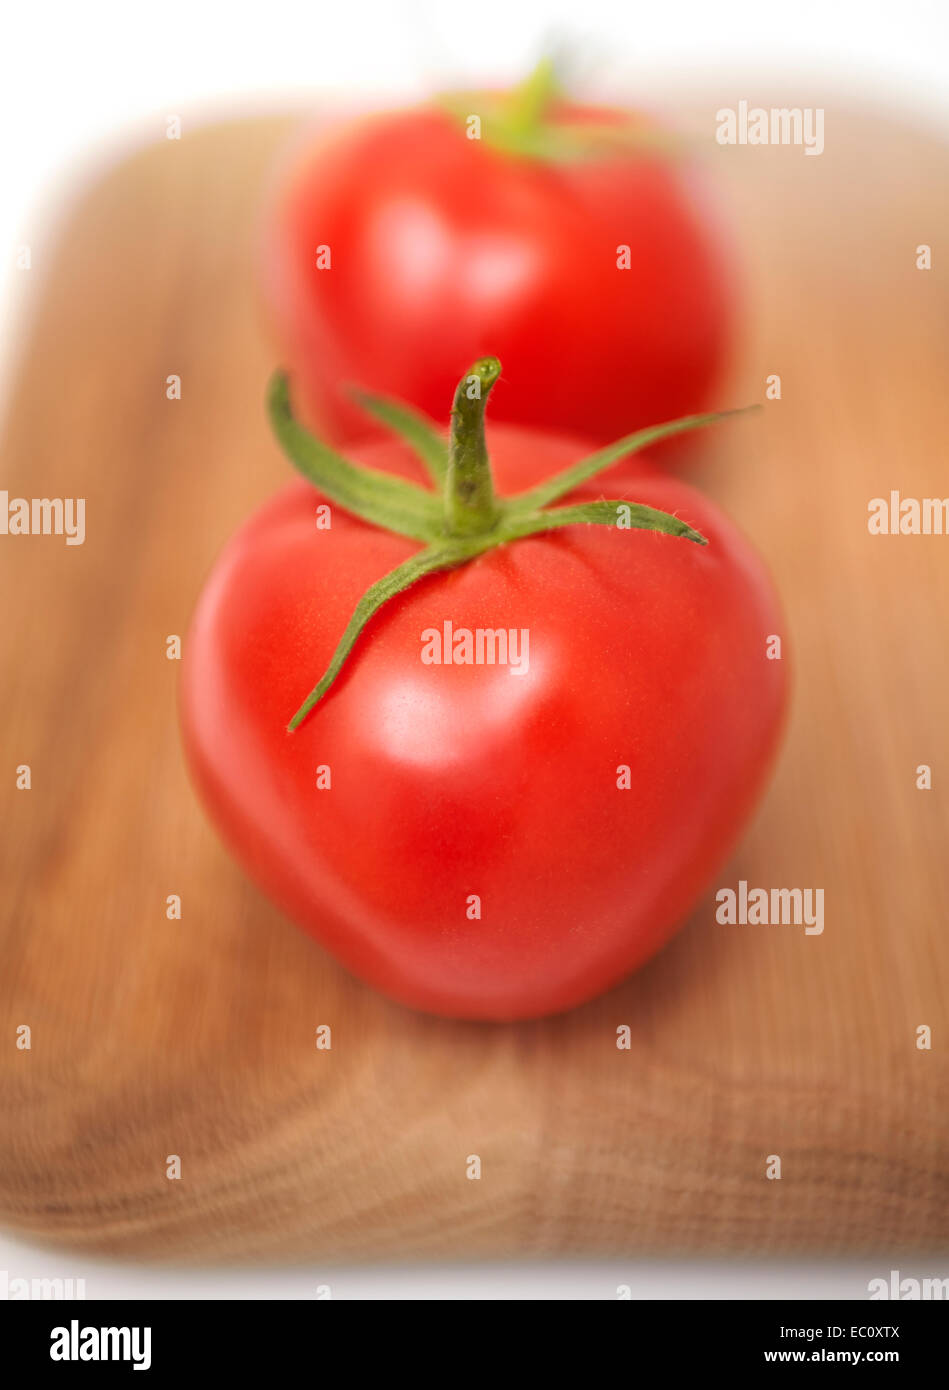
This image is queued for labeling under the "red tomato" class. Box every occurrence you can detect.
[180,421,786,1021]
[262,103,736,449]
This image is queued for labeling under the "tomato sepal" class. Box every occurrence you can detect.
[346,387,448,487]
[267,358,758,730]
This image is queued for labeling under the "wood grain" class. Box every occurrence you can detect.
[1,107,947,1261]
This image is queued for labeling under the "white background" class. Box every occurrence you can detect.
[1,0,947,1299]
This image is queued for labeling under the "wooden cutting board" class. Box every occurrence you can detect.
[1,105,948,1262]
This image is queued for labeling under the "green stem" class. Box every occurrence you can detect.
[437,58,682,163]
[503,56,560,137]
[445,357,502,537]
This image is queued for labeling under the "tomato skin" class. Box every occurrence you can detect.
[262,106,736,449]
[180,424,787,1021]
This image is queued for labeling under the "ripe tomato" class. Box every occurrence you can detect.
[262,94,735,450]
[180,368,785,1020]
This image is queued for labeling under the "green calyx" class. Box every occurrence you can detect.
[269,359,748,731]
[436,57,678,163]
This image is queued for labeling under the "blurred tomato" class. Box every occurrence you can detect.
[262,97,736,450]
